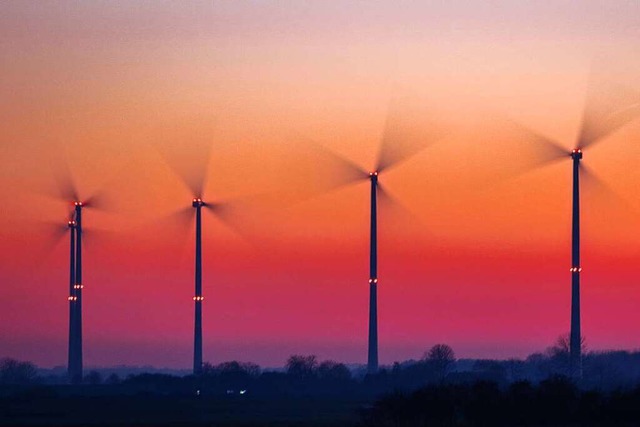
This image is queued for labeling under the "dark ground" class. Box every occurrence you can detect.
[0,394,367,427]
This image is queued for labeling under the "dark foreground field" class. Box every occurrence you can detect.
[0,394,366,427]
[4,379,640,427]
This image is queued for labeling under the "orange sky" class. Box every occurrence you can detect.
[1,1,640,368]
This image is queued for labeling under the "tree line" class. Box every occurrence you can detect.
[3,339,640,395]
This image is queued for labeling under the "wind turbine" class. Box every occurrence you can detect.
[45,199,100,383]
[50,161,110,384]
[192,196,205,375]
[294,100,447,374]
[156,131,261,375]
[498,77,640,378]
[156,133,212,376]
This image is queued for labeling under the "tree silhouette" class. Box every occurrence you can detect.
[0,358,38,385]
[424,344,455,382]
[286,355,318,381]
[546,334,587,377]
[317,360,351,382]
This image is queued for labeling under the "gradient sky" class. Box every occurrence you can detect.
[1,1,640,369]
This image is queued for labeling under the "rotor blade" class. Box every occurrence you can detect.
[203,194,278,247]
[377,183,424,233]
[496,115,569,166]
[305,137,369,186]
[80,157,137,213]
[82,190,113,212]
[53,153,79,203]
[42,223,70,246]
[204,203,254,246]
[580,163,637,218]
[46,145,134,213]
[375,98,449,173]
[577,78,640,149]
[282,136,369,202]
[154,120,215,198]
[157,206,195,233]
[471,113,570,190]
[34,218,73,262]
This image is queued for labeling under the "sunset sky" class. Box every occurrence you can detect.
[1,1,640,369]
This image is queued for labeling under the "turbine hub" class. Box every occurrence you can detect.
[369,171,378,179]
[571,149,583,160]
[74,201,83,207]
[192,198,205,208]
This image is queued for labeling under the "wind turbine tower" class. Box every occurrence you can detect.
[368,171,379,374]
[192,197,205,375]
[70,202,84,383]
[67,218,79,382]
[569,148,582,377]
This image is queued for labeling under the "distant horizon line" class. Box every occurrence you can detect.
[25,347,640,373]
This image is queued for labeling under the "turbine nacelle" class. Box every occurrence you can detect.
[67,220,77,228]
[571,148,583,160]
[369,171,379,181]
[192,198,205,208]
[73,201,83,207]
